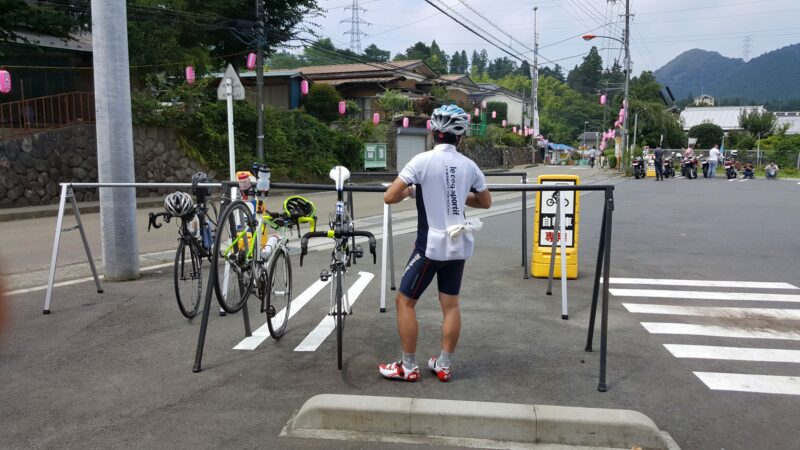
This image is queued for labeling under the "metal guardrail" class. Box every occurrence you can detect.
[0,91,95,140]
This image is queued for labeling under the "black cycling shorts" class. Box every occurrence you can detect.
[399,249,465,300]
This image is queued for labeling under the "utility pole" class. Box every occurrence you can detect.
[621,0,631,173]
[530,6,540,162]
[342,0,369,54]
[631,112,638,152]
[255,0,265,162]
[91,0,139,281]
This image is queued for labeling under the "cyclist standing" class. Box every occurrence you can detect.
[379,105,492,382]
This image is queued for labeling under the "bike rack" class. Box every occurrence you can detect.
[193,180,616,393]
[42,181,229,314]
[43,178,614,392]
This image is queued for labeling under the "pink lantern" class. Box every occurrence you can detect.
[600,141,607,150]
[600,94,607,105]
[402,117,410,128]
[373,113,380,125]
[426,119,432,130]
[513,127,518,133]
[338,101,346,115]
[246,53,257,70]
[0,70,11,94]
[300,80,309,96]
[492,111,497,119]
[474,108,480,117]
[481,100,487,109]
[502,119,507,128]
[185,66,195,85]
[467,114,471,123]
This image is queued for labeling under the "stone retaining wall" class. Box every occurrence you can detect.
[0,125,209,208]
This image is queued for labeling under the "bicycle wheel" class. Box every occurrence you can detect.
[212,200,255,314]
[335,269,345,370]
[266,245,292,340]
[174,238,202,319]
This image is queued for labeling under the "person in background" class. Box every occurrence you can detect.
[587,146,597,168]
[654,146,665,181]
[765,161,779,179]
[708,145,720,179]
[743,163,754,179]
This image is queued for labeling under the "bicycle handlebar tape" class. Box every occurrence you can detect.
[299,231,331,266]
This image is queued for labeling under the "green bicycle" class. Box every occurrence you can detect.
[212,165,316,339]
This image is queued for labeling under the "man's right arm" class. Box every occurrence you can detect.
[466,189,491,209]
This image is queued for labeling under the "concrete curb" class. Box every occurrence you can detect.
[283,394,680,450]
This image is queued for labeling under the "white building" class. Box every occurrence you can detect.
[775,112,800,135]
[469,83,529,127]
[680,105,765,131]
[694,94,715,106]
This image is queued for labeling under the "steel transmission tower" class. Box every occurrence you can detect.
[342,0,369,53]
[742,35,752,61]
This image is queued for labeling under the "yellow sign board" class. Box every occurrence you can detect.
[531,175,580,279]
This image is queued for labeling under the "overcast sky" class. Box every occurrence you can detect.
[304,0,800,73]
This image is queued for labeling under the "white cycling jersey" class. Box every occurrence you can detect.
[399,144,487,261]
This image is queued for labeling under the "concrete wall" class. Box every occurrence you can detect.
[0,124,209,208]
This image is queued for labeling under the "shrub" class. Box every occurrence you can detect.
[501,130,525,147]
[303,84,342,123]
[485,101,508,125]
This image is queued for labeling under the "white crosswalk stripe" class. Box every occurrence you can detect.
[614,277,800,396]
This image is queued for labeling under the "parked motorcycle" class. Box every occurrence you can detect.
[663,156,675,178]
[701,157,709,178]
[632,156,646,179]
[682,154,698,179]
[724,157,737,179]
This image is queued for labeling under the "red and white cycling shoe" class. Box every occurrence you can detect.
[378,361,420,382]
[428,357,452,382]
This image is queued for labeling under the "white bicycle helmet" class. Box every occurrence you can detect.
[430,104,469,136]
[164,192,195,218]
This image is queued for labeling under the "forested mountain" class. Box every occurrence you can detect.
[654,44,800,102]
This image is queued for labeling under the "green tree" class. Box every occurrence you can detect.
[363,43,390,62]
[518,60,531,79]
[540,64,565,82]
[487,57,517,80]
[377,89,412,117]
[303,38,348,66]
[739,109,777,137]
[268,52,303,69]
[450,51,464,74]
[470,49,488,77]
[460,50,469,73]
[566,46,603,94]
[395,41,431,61]
[688,122,724,149]
[428,40,449,74]
[303,83,341,123]
[123,0,321,84]
[0,0,88,44]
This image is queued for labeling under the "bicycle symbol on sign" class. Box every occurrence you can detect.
[545,192,569,208]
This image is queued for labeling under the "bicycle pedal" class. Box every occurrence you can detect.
[266,305,276,318]
[320,270,331,282]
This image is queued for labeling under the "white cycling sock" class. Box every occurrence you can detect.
[438,350,452,368]
[402,352,417,369]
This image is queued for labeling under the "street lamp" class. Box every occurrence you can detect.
[583,33,630,173]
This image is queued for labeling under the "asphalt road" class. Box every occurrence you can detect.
[1,172,798,450]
